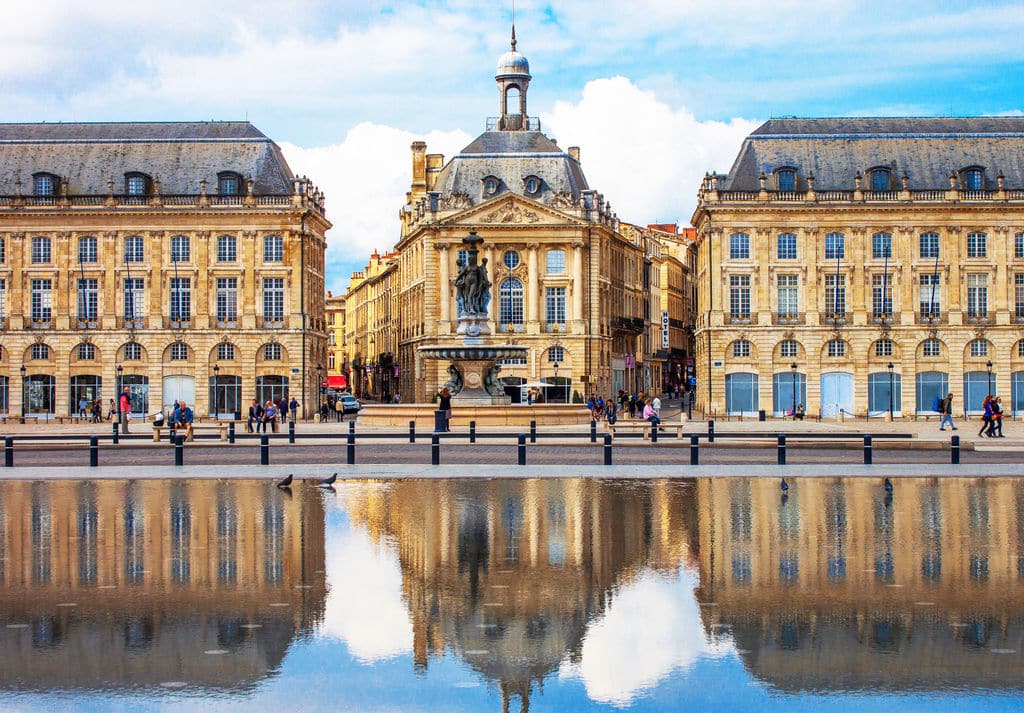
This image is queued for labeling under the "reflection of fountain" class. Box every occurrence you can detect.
[419,230,527,405]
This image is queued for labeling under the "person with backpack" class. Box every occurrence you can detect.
[937,392,956,431]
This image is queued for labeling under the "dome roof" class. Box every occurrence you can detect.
[496,50,530,77]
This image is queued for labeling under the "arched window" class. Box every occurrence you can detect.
[869,168,891,191]
[779,339,799,358]
[32,173,58,196]
[827,339,845,357]
[970,339,988,357]
[77,343,95,360]
[124,172,151,196]
[505,86,521,115]
[218,172,243,195]
[775,169,796,192]
[499,278,524,327]
[732,340,751,358]
[961,167,985,190]
[123,342,142,361]
[874,339,893,357]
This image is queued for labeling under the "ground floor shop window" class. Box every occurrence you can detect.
[725,373,758,415]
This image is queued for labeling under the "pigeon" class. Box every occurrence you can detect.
[884,478,894,495]
[780,478,789,492]
[317,472,338,487]
[276,473,293,489]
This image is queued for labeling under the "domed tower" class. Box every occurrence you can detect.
[495,26,532,131]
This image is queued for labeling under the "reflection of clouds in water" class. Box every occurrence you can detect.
[562,567,732,707]
[319,497,413,663]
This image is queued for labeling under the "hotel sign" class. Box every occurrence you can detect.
[661,311,670,348]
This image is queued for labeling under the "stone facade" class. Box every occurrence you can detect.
[693,118,1024,418]
[343,251,399,401]
[0,122,330,420]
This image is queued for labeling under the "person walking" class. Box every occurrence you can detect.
[938,392,957,431]
[278,396,289,424]
[438,387,452,432]
[979,395,994,437]
[991,396,1005,437]
[289,397,299,422]
[108,398,116,421]
[118,387,132,434]
[334,397,344,422]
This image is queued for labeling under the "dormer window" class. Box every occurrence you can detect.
[869,168,891,191]
[125,172,150,196]
[523,175,542,196]
[218,172,243,195]
[482,176,500,198]
[961,167,984,190]
[32,173,58,196]
[775,169,796,192]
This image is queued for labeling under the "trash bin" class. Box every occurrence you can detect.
[434,409,447,433]
[758,409,766,422]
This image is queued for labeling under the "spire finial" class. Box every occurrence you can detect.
[511,24,517,51]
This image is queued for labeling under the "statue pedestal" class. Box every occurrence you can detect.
[456,315,492,338]
[453,359,510,405]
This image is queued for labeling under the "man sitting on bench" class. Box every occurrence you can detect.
[178,401,195,441]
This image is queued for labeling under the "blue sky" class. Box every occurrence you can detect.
[3,1,1023,290]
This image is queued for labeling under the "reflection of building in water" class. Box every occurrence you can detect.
[696,477,1024,691]
[0,480,326,692]
[347,479,697,711]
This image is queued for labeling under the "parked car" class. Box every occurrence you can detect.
[340,394,361,414]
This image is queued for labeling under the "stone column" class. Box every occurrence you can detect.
[572,241,584,330]
[527,243,539,329]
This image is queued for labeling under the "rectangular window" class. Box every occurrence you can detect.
[77,278,99,322]
[0,279,6,320]
[33,175,55,196]
[126,175,147,195]
[824,274,846,316]
[171,235,191,263]
[170,277,191,323]
[922,339,941,357]
[776,233,797,259]
[216,277,238,322]
[967,273,988,318]
[546,250,566,274]
[124,236,144,263]
[31,279,52,321]
[123,278,145,321]
[264,235,284,262]
[1016,233,1024,259]
[217,343,235,361]
[78,236,98,263]
[776,171,796,192]
[31,237,51,264]
[545,286,566,324]
[919,273,941,317]
[263,278,285,323]
[0,237,5,263]
[170,343,189,361]
[780,340,798,358]
[733,340,750,358]
[828,339,845,357]
[919,233,939,259]
[824,233,844,260]
[967,232,987,258]
[872,233,892,259]
[264,343,281,361]
[777,275,799,318]
[729,275,750,318]
[871,274,893,318]
[970,339,988,357]
[729,233,750,260]
[217,236,237,262]
[548,346,565,363]
[1016,274,1024,318]
[875,340,893,357]
[123,343,141,361]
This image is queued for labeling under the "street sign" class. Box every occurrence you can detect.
[291,368,299,373]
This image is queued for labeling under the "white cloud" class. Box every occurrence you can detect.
[560,567,731,706]
[543,77,759,226]
[280,124,470,293]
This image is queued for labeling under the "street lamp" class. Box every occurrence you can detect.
[213,364,220,418]
[116,364,123,421]
[19,364,26,424]
[316,364,323,420]
[986,359,993,395]
[553,361,560,403]
[887,362,895,419]
[790,362,797,418]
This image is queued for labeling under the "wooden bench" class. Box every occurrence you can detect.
[152,422,229,442]
[606,420,689,440]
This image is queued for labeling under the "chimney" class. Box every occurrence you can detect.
[568,146,580,162]
[411,141,427,194]
[426,153,444,191]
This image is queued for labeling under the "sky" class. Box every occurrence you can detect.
[3,1,1024,291]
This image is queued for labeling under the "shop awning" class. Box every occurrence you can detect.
[326,375,347,389]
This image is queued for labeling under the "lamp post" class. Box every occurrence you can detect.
[213,363,220,418]
[316,364,323,420]
[790,362,797,418]
[987,359,993,395]
[887,361,895,419]
[19,364,26,424]
[553,361,560,403]
[116,364,123,420]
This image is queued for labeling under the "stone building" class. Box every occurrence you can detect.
[343,250,399,401]
[325,290,348,393]
[392,30,647,404]
[0,122,329,420]
[692,118,1024,418]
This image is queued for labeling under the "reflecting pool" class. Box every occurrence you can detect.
[0,477,1022,711]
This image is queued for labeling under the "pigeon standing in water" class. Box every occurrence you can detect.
[317,472,338,487]
[884,478,894,495]
[780,478,789,492]
[276,473,293,489]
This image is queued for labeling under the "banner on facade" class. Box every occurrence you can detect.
[661,311,669,348]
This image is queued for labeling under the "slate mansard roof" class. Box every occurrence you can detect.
[0,121,296,195]
[721,117,1024,191]
[432,130,589,202]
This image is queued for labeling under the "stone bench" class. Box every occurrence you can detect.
[152,422,229,443]
[606,421,688,440]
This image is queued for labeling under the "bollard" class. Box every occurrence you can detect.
[112,422,119,445]
[431,432,440,466]
[228,421,235,444]
[470,420,477,444]
[89,436,99,467]
[590,420,597,443]
[689,434,699,465]
[4,437,12,467]
[777,434,786,465]
[603,433,613,465]
[707,419,715,443]
[175,435,185,466]
[288,420,296,444]
[951,434,961,465]
[518,434,526,465]
[863,434,873,465]
[168,425,176,444]
[349,420,356,437]
[346,428,355,465]
[530,420,537,444]
[650,422,659,443]
[409,420,416,444]
[260,434,269,465]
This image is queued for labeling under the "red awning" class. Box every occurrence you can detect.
[327,375,347,389]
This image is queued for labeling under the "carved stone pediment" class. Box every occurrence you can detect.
[481,203,541,224]
[445,195,587,227]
